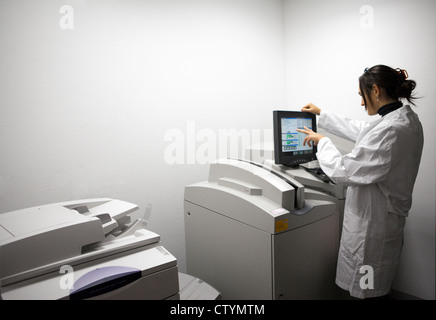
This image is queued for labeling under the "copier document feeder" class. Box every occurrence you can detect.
[0,198,179,300]
[184,159,340,300]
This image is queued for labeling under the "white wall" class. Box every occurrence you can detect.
[0,0,286,272]
[1,0,434,300]
[284,0,436,300]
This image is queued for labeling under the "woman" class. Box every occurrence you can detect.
[297,65,424,299]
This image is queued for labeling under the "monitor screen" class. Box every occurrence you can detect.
[273,110,317,167]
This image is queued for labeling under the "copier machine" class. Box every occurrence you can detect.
[184,158,345,300]
[0,198,179,300]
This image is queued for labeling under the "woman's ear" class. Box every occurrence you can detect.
[372,84,380,96]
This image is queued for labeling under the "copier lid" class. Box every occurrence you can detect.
[0,198,153,285]
[0,205,99,238]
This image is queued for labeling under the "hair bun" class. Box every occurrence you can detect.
[397,79,416,99]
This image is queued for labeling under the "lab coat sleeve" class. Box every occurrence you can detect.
[316,128,392,186]
[319,111,370,143]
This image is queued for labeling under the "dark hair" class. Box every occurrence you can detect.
[359,65,418,106]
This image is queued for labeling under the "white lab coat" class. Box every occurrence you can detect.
[316,105,423,298]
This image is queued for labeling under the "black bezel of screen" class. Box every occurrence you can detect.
[273,110,317,167]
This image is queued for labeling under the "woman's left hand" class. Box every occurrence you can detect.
[296,126,325,147]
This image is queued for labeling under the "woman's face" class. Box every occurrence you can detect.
[359,89,365,108]
[359,88,378,116]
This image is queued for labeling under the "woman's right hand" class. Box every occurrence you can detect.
[301,103,321,116]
